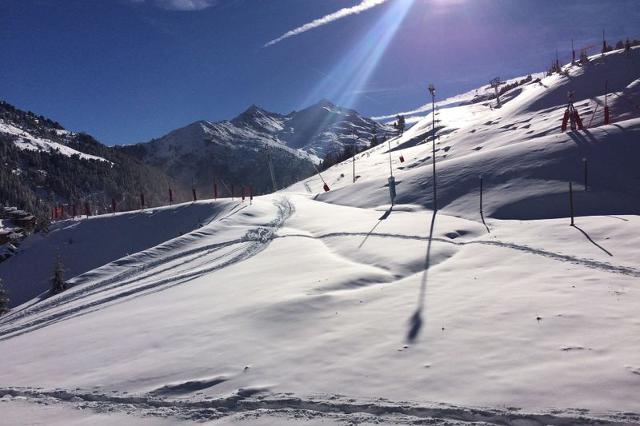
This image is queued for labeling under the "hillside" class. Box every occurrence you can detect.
[305,47,640,219]
[1,48,640,425]
[120,100,391,195]
[0,101,184,220]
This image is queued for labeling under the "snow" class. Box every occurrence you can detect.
[0,48,639,424]
[0,201,235,308]
[0,121,110,163]
[1,397,181,426]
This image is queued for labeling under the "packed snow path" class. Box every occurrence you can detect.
[0,197,294,341]
[1,194,640,425]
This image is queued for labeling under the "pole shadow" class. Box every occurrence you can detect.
[407,210,437,343]
[606,215,629,222]
[358,206,393,249]
[571,224,613,257]
[480,211,491,234]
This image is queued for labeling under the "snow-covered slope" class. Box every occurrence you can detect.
[0,201,233,308]
[0,121,109,163]
[0,100,183,218]
[1,48,639,425]
[299,47,640,220]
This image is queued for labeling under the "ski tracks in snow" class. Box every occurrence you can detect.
[0,386,635,425]
[0,197,295,341]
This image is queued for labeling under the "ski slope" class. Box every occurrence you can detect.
[1,48,640,425]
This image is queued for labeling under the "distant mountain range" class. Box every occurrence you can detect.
[0,99,390,221]
[119,99,391,195]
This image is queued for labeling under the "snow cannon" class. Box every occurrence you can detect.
[388,176,397,205]
[323,183,330,192]
[561,109,570,132]
[573,110,584,130]
[399,154,405,163]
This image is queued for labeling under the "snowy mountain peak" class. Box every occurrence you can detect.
[231,104,284,133]
[315,98,337,109]
[122,100,391,194]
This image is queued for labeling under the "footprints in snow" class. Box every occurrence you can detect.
[445,230,470,240]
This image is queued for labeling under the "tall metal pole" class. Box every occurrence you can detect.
[388,139,393,178]
[429,84,437,211]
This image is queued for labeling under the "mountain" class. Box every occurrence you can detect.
[0,100,182,222]
[119,100,391,195]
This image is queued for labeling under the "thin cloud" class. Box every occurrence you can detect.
[265,0,390,47]
[131,0,217,11]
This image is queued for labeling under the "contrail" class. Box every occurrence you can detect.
[264,0,390,47]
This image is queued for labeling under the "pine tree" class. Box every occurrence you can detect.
[370,128,379,148]
[51,255,66,294]
[0,278,9,316]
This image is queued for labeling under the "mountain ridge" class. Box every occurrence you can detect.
[120,99,392,194]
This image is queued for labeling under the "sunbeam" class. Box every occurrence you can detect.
[302,0,415,110]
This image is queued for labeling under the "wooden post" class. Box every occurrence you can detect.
[352,155,356,183]
[479,176,483,216]
[569,182,575,226]
[169,187,173,205]
[192,188,197,202]
[583,158,588,191]
[231,184,235,200]
[214,183,218,200]
[604,80,610,125]
[140,193,145,210]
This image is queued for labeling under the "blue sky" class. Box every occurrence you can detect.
[1,0,638,145]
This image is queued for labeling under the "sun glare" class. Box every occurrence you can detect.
[302,0,415,110]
